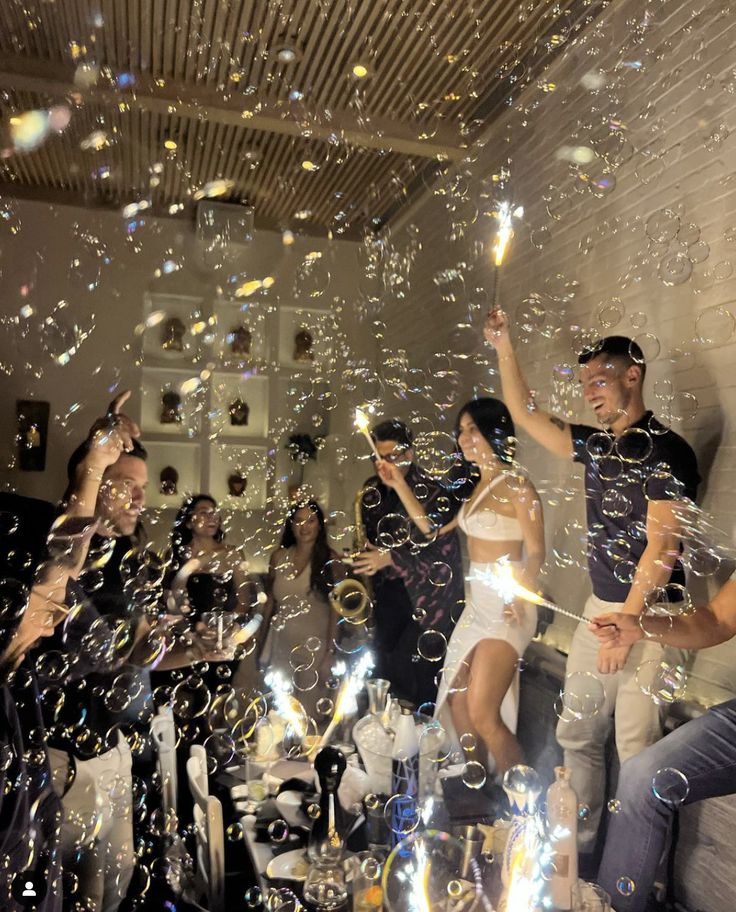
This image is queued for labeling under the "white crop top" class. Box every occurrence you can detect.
[457,475,523,541]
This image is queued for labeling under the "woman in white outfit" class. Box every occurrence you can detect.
[437,398,545,776]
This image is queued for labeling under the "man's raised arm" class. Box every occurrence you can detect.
[484,307,573,459]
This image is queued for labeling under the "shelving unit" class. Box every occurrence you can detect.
[138,292,335,520]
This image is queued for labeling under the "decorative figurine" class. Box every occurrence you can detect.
[161,316,186,352]
[159,466,179,496]
[293,327,315,363]
[229,397,250,426]
[227,473,247,497]
[160,390,183,424]
[229,324,252,357]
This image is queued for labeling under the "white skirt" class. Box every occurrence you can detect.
[434,561,537,754]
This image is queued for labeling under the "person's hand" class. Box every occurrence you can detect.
[596,643,631,675]
[588,612,643,648]
[353,542,393,577]
[1,585,66,671]
[504,598,526,626]
[483,307,512,351]
[84,390,141,473]
[375,458,405,490]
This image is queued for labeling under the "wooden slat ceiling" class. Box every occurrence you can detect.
[0,0,601,235]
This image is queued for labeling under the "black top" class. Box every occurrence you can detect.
[40,536,155,758]
[571,411,700,603]
[360,463,465,632]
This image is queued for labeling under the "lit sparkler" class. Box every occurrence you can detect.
[490,201,524,309]
[468,558,583,623]
[355,407,381,460]
[315,650,375,751]
[263,668,309,740]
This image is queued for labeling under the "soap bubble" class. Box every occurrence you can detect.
[651,767,689,807]
[461,761,487,790]
[607,798,622,814]
[695,305,735,344]
[646,210,680,242]
[559,672,606,721]
[616,877,636,897]
[383,794,420,837]
[383,831,466,912]
[416,629,447,662]
[635,660,687,704]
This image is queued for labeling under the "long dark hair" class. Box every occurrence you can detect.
[279,500,332,599]
[171,494,225,569]
[456,398,516,465]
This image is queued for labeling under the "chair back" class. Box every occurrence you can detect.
[186,746,225,912]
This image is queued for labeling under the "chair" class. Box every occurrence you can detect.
[151,706,178,818]
[186,745,225,912]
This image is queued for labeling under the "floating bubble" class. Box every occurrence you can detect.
[428,562,452,587]
[376,513,411,549]
[596,301,623,328]
[652,767,689,807]
[416,629,447,662]
[383,831,466,912]
[688,239,710,264]
[601,489,632,518]
[383,794,420,837]
[559,672,606,721]
[646,210,679,242]
[616,877,636,897]
[695,305,735,344]
[635,660,687,704]
[268,819,290,843]
[586,432,614,460]
[659,253,692,286]
[615,427,653,463]
[631,333,660,363]
[461,761,487,790]
[607,798,622,814]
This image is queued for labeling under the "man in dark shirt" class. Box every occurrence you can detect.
[37,394,230,912]
[354,419,464,707]
[485,313,700,867]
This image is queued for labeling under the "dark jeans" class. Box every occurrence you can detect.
[598,698,736,911]
[373,578,439,707]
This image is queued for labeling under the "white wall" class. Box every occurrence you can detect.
[380,0,736,704]
[0,199,376,568]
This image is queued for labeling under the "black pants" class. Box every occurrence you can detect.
[372,578,439,708]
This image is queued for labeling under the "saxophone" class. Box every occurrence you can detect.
[328,484,373,623]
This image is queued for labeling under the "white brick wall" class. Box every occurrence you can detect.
[379,0,736,705]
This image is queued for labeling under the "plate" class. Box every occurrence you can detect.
[266,848,309,883]
[275,790,308,828]
[269,760,315,784]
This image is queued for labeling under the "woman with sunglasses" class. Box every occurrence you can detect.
[378,399,545,778]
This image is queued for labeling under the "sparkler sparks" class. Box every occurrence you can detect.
[468,558,583,623]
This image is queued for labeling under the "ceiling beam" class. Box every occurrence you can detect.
[0,55,467,162]
[0,179,363,240]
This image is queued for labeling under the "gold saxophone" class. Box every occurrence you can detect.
[327,484,373,622]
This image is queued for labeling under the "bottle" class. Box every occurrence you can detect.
[308,747,347,864]
[546,766,578,910]
[305,747,348,909]
[389,706,419,846]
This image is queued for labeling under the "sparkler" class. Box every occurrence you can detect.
[315,650,375,751]
[263,668,309,740]
[355,407,381,460]
[490,201,524,310]
[468,558,584,623]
